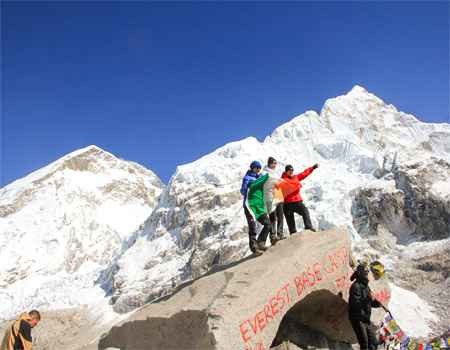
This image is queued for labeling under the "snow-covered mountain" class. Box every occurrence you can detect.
[108,86,449,335]
[1,86,449,338]
[0,145,163,320]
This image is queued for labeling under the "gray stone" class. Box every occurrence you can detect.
[97,228,390,350]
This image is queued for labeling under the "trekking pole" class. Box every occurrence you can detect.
[380,303,392,318]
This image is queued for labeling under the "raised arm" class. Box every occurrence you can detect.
[296,164,318,181]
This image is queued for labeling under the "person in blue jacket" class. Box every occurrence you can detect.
[240,160,270,255]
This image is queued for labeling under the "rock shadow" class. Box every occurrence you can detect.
[271,290,355,349]
[98,310,216,350]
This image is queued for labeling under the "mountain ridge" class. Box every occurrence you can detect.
[1,85,449,339]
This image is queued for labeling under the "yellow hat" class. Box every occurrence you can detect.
[370,261,385,278]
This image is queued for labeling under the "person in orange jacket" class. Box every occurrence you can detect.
[1,310,40,350]
[281,163,318,234]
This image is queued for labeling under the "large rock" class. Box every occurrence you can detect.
[98,227,390,350]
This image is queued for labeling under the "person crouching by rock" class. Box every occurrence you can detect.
[281,163,318,234]
[348,264,388,350]
[240,161,271,255]
[1,310,41,350]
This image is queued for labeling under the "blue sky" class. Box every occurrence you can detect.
[2,1,449,185]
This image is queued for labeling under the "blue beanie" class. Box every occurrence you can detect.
[250,161,262,169]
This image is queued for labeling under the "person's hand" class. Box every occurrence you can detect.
[313,163,319,170]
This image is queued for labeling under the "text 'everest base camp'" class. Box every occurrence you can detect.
[0,86,449,350]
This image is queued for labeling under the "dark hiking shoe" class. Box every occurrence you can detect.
[253,248,264,256]
[270,236,280,245]
[257,241,268,251]
[278,234,287,240]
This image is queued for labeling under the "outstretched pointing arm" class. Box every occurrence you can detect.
[296,164,318,181]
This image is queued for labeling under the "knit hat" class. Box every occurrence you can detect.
[250,161,262,169]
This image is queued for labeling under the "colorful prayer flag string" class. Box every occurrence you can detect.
[377,313,450,350]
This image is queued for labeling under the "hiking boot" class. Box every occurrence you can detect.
[257,241,268,251]
[270,236,280,245]
[249,239,259,253]
[278,233,287,240]
[253,248,264,256]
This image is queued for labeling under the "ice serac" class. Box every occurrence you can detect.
[99,228,390,350]
[0,145,164,320]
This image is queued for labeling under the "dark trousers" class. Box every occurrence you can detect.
[269,203,284,237]
[283,201,313,233]
[350,319,378,350]
[244,206,270,251]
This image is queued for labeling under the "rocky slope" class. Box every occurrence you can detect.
[351,157,450,335]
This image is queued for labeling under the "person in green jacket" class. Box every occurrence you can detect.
[240,161,272,255]
[246,170,272,254]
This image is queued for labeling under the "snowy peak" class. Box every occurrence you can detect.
[329,84,385,108]
[0,145,164,320]
[159,85,448,195]
[348,84,368,94]
[2,145,105,190]
[345,84,381,101]
[57,145,144,175]
[317,86,450,157]
[321,85,397,131]
[1,145,163,206]
[62,144,103,158]
[56,145,113,172]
